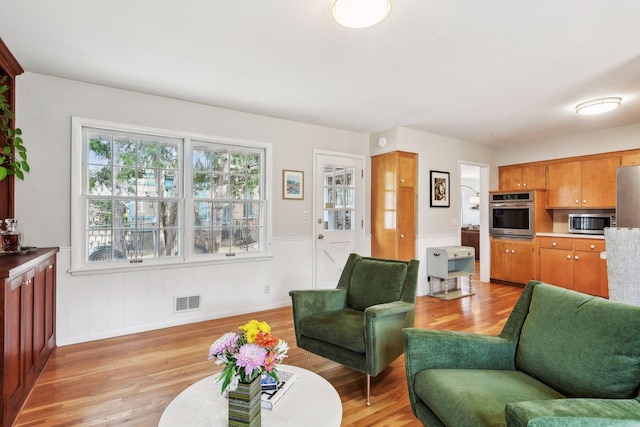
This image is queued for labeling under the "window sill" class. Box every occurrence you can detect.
[68,253,274,276]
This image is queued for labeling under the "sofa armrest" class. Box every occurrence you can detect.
[289,289,347,341]
[365,300,414,318]
[403,328,518,417]
[364,301,415,375]
[505,398,640,427]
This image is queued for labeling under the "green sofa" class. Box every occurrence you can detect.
[403,281,640,426]
[290,253,419,405]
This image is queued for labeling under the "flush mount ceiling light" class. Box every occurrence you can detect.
[331,0,392,29]
[575,97,622,115]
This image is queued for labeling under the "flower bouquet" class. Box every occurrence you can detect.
[208,319,289,393]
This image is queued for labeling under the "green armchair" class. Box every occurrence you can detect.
[289,253,419,405]
[403,281,640,426]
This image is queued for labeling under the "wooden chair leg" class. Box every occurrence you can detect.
[366,374,371,406]
[304,351,310,367]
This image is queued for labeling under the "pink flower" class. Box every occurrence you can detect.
[235,343,267,376]
[208,332,239,359]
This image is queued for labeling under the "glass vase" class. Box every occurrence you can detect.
[227,376,261,427]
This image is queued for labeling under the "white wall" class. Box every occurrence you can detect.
[14,73,369,345]
[494,123,640,166]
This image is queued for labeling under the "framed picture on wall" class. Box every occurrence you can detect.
[430,170,450,207]
[283,169,304,200]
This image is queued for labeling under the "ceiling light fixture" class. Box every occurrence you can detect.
[331,0,392,29]
[575,97,622,115]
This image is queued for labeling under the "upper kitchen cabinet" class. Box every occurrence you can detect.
[371,151,417,261]
[621,152,640,167]
[498,164,546,191]
[547,156,620,208]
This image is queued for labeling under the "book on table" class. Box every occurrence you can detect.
[260,368,299,410]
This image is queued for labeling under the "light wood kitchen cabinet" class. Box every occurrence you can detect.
[2,248,57,427]
[371,151,417,261]
[538,237,607,297]
[547,157,619,208]
[621,152,640,166]
[499,164,546,191]
[490,238,534,284]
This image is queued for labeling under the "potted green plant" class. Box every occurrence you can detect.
[0,76,28,180]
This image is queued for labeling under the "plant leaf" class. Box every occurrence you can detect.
[22,161,29,172]
[15,169,24,180]
[0,167,6,181]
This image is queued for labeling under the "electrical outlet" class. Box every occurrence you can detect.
[303,211,309,220]
[264,284,271,294]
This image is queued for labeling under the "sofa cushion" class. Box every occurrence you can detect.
[347,259,407,311]
[298,309,365,353]
[414,369,564,427]
[506,398,640,427]
[516,284,640,399]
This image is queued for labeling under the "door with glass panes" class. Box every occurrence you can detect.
[314,152,364,289]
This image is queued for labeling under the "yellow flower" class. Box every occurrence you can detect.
[240,320,271,343]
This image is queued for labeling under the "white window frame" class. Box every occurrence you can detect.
[70,117,273,275]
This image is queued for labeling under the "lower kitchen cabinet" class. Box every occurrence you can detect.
[538,237,607,297]
[490,238,534,284]
[1,248,57,427]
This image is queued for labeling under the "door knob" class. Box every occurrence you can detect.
[318,234,324,240]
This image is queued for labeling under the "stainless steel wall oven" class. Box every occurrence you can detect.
[489,192,535,238]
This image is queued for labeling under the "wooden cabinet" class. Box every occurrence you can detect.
[371,151,417,261]
[2,248,57,427]
[538,237,607,297]
[490,238,534,284]
[461,228,480,260]
[621,153,640,166]
[547,157,620,208]
[0,39,24,220]
[499,164,546,191]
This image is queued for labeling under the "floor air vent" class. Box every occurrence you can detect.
[174,295,202,313]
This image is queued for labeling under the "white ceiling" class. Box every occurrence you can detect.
[2,1,640,148]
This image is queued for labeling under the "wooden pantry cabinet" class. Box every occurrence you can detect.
[1,248,57,427]
[490,238,534,285]
[371,151,417,261]
[498,164,546,191]
[546,157,620,208]
[538,236,607,297]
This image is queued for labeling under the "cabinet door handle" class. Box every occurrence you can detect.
[575,200,580,204]
[522,183,527,187]
[400,234,405,238]
[511,249,515,253]
[23,279,31,286]
[552,242,557,246]
[590,245,595,249]
[400,179,405,183]
[505,249,510,253]
[48,264,54,270]
[566,255,571,259]
[583,200,587,204]
[575,255,579,260]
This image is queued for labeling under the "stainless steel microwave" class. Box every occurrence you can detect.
[568,213,616,235]
[489,192,535,238]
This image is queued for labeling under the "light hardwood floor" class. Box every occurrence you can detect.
[15,273,524,427]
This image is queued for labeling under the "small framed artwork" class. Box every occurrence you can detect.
[430,170,450,208]
[283,169,304,200]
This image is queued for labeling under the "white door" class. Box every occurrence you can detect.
[313,151,365,289]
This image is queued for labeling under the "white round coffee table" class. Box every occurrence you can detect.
[159,364,342,427]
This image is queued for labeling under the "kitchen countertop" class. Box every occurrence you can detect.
[536,232,605,240]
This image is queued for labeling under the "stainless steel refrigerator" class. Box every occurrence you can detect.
[616,165,640,227]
